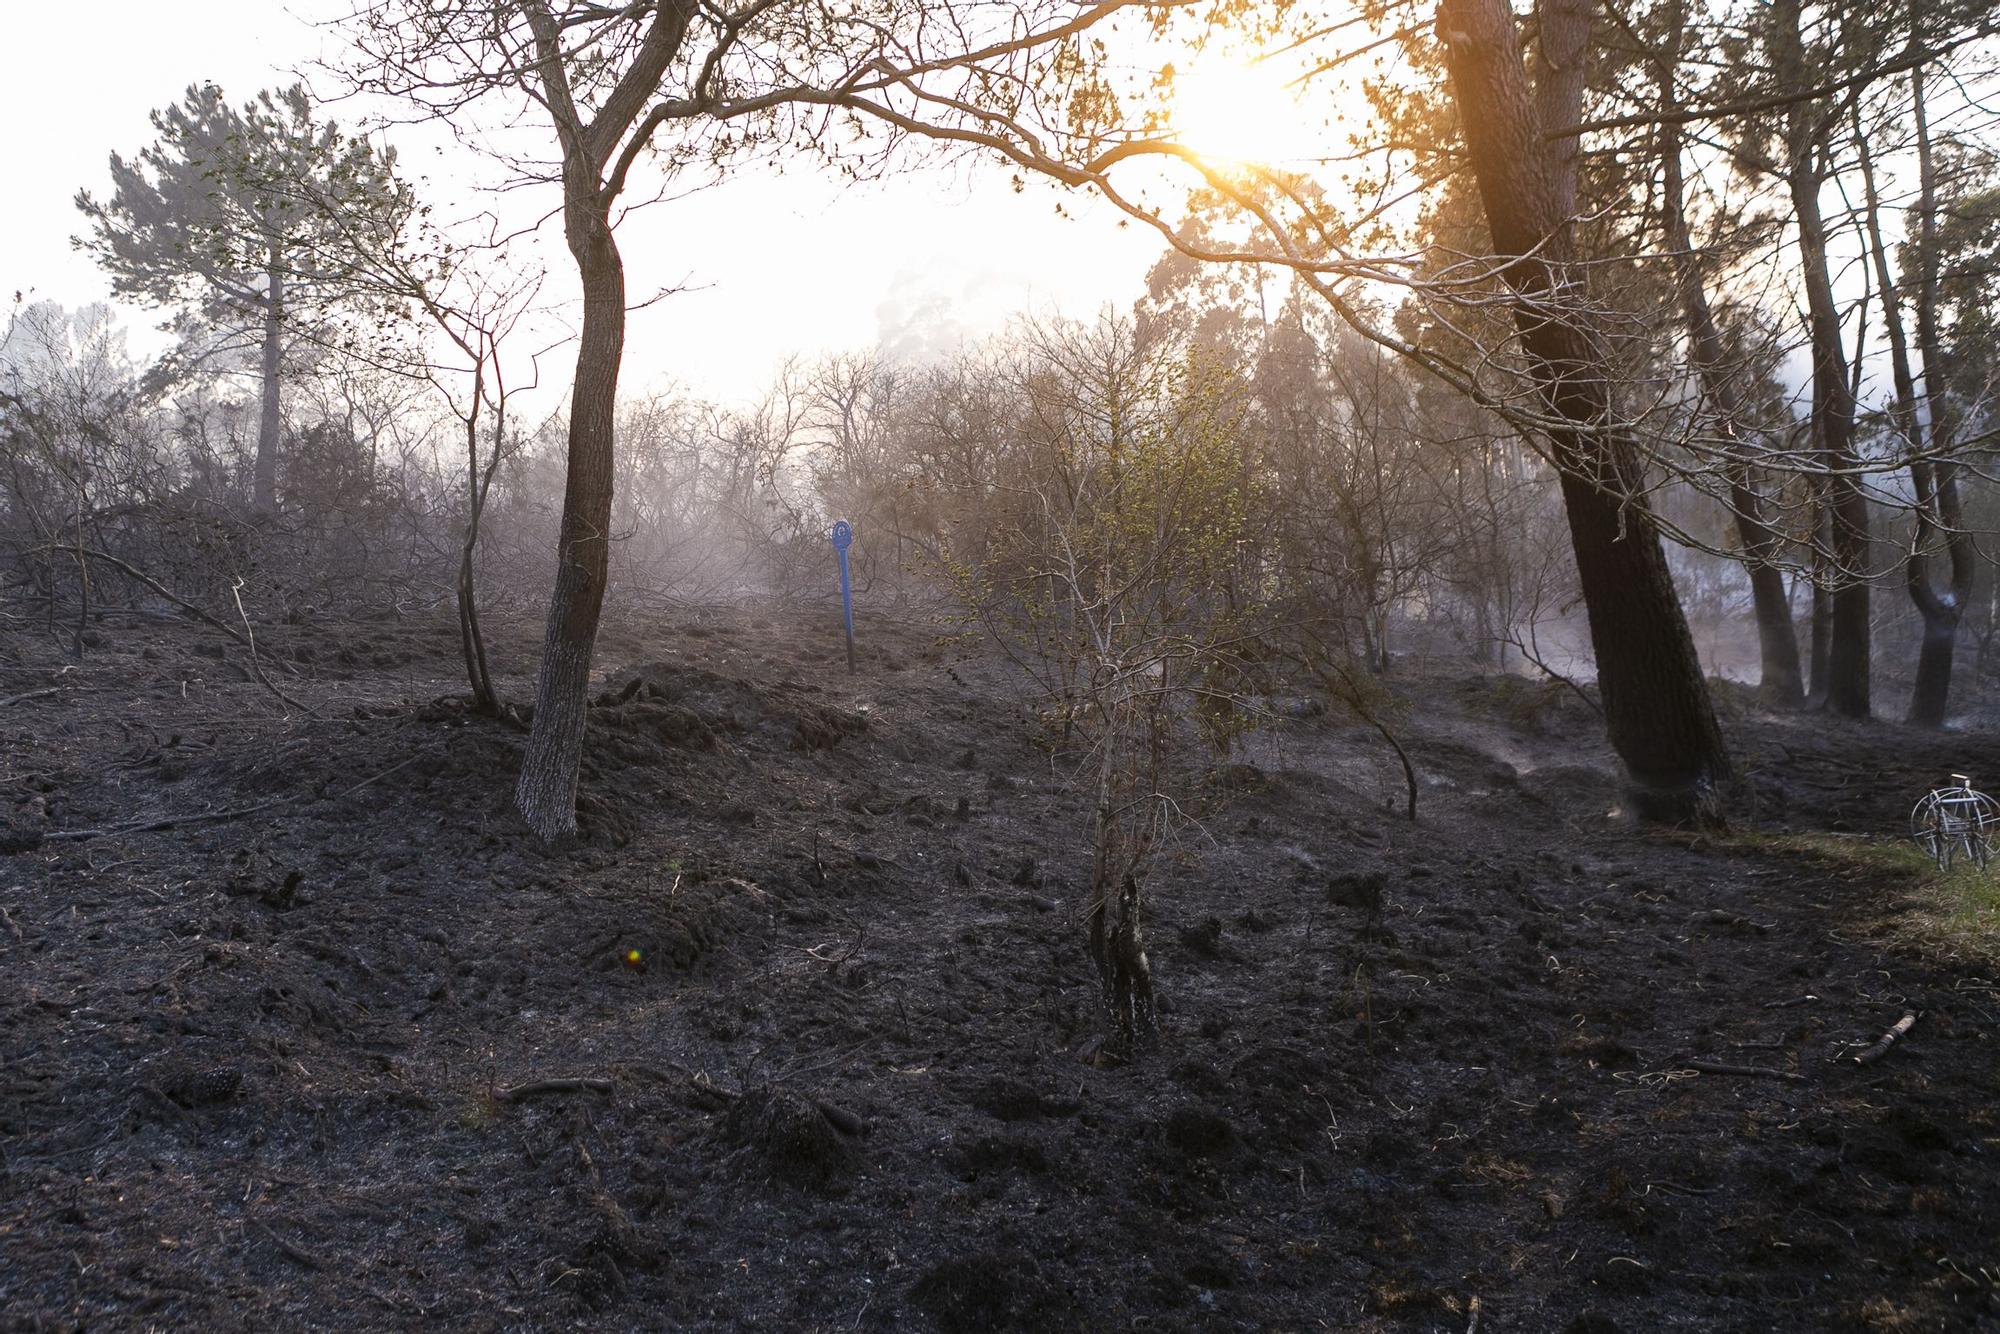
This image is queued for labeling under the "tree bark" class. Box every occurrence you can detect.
[1774,0,1870,717]
[1657,104,1803,707]
[511,0,695,841]
[1904,61,1973,727]
[1854,96,1955,726]
[515,200,625,841]
[255,248,283,512]
[1807,500,1832,706]
[1437,0,1731,813]
[457,363,499,715]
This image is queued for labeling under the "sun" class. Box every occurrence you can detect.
[1167,57,1319,169]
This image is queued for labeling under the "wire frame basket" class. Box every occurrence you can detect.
[1910,775,2000,872]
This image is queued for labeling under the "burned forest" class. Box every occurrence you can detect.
[4,1,2000,1330]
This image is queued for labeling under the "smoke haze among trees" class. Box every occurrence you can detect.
[5,5,2000,1327]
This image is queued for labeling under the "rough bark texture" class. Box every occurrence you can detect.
[255,254,283,513]
[515,207,624,841]
[1658,108,1804,707]
[1437,0,1731,811]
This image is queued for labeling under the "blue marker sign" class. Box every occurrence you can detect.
[831,519,856,672]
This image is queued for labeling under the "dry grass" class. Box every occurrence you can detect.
[1727,830,2000,964]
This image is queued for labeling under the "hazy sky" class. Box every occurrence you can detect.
[5,1,1169,406]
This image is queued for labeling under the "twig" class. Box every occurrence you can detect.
[1641,1180,1718,1197]
[1504,633,1604,717]
[1762,994,1819,1009]
[36,755,428,846]
[1853,1011,1919,1066]
[0,688,59,708]
[803,923,866,965]
[232,578,316,718]
[251,1221,326,1271]
[43,798,290,843]
[331,755,423,801]
[492,1077,614,1103]
[1686,1058,1804,1082]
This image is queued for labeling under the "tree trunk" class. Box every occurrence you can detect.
[1775,0,1870,717]
[1808,528,1833,707]
[507,0,696,840]
[255,251,283,512]
[1906,62,1973,727]
[1437,0,1731,814]
[1853,98,1955,726]
[457,366,498,715]
[1657,107,1803,707]
[515,201,625,841]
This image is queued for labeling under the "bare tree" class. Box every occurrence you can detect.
[342,0,1171,840]
[1646,4,1806,706]
[953,317,1256,1046]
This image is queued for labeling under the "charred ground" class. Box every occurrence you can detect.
[1,604,1996,1331]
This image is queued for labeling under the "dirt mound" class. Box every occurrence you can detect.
[597,662,868,757]
[720,1089,861,1192]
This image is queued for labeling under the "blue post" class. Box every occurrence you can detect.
[831,519,855,673]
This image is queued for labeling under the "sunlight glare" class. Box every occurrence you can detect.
[1168,57,1317,169]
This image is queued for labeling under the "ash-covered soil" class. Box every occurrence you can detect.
[1,603,1995,1332]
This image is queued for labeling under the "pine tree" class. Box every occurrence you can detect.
[76,84,408,511]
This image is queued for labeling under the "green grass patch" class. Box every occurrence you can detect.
[1725,829,2000,963]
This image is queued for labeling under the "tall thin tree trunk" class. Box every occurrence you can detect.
[509,0,694,840]
[1906,61,1973,726]
[255,250,283,512]
[1853,93,1957,726]
[1657,97,1803,706]
[515,200,625,841]
[1437,0,1731,814]
[1775,0,1870,717]
[1808,502,1834,708]
[457,364,498,715]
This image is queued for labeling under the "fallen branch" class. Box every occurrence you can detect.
[232,577,316,718]
[0,687,60,709]
[34,756,429,847]
[1686,1058,1804,1082]
[42,546,249,648]
[331,755,423,801]
[1698,910,1769,934]
[1853,1011,1919,1066]
[43,798,290,843]
[492,1077,614,1103]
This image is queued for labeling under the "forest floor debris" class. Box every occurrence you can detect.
[1,604,1996,1330]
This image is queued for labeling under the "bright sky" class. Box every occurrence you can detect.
[3,1,1173,408]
